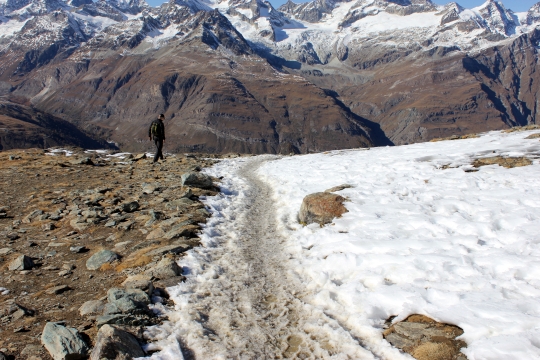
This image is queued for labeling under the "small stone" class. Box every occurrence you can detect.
[6,232,20,240]
[163,224,198,240]
[70,246,86,253]
[324,184,353,193]
[69,219,89,231]
[42,223,55,231]
[8,255,34,271]
[62,264,75,271]
[43,265,60,271]
[121,274,154,296]
[90,324,145,359]
[22,210,43,224]
[104,220,116,227]
[57,270,71,277]
[181,172,213,189]
[146,243,191,257]
[0,248,12,255]
[41,322,89,360]
[45,285,71,295]
[145,257,182,280]
[121,201,139,213]
[86,250,119,270]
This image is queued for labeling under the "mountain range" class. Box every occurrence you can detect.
[0,0,539,152]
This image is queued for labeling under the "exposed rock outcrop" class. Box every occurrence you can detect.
[299,192,348,225]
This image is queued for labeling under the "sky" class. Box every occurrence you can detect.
[146,0,538,12]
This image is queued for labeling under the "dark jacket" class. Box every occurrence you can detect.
[149,119,165,140]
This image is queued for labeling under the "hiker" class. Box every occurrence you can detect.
[149,113,166,163]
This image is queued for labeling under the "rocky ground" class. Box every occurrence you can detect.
[0,147,229,359]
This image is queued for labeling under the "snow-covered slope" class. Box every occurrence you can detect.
[255,128,540,359]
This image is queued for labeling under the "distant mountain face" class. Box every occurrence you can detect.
[0,101,115,150]
[0,0,539,151]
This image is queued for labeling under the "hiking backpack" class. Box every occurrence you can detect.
[151,121,161,138]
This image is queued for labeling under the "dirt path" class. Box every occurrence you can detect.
[172,157,376,359]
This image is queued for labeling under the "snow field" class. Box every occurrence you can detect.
[257,130,540,359]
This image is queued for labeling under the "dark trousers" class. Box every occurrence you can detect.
[153,137,164,162]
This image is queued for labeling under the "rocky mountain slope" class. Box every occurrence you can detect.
[0,101,113,150]
[0,0,538,151]
[0,148,220,359]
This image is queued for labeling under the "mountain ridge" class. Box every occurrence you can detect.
[0,0,539,151]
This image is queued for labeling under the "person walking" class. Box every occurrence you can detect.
[149,113,166,163]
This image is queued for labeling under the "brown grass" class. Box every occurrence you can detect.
[525,133,540,139]
[412,342,455,360]
[406,314,436,324]
[114,245,162,272]
[503,125,540,133]
[430,133,479,142]
[472,156,532,169]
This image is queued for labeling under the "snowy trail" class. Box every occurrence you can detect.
[144,156,377,359]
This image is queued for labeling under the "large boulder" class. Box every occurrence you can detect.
[8,255,34,271]
[86,250,119,270]
[298,192,348,225]
[41,322,89,360]
[90,325,145,360]
[107,288,150,314]
[181,172,213,189]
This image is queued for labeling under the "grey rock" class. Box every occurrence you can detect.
[385,332,416,349]
[145,257,182,280]
[121,201,139,213]
[21,344,42,356]
[70,246,87,253]
[90,324,145,360]
[0,248,12,255]
[69,218,89,231]
[149,209,166,221]
[71,157,94,165]
[22,209,43,223]
[122,274,154,296]
[142,183,161,194]
[8,255,34,271]
[102,303,121,315]
[41,322,89,360]
[154,276,186,298]
[79,300,105,316]
[117,221,134,231]
[104,220,116,227]
[86,250,119,270]
[163,223,197,240]
[0,351,5,360]
[181,172,213,189]
[324,184,353,193]
[46,285,71,295]
[165,198,195,211]
[107,288,150,314]
[146,243,191,257]
[95,315,150,328]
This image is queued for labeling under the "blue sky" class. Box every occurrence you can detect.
[146,0,538,12]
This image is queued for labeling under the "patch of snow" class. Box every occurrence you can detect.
[255,129,540,359]
[0,18,29,38]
